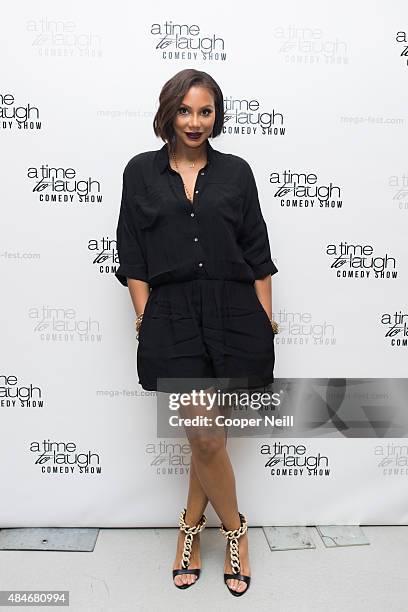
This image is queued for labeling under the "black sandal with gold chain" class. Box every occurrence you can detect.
[172,507,207,589]
[220,512,251,596]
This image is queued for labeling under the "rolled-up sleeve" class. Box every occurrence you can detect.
[238,161,278,279]
[115,165,149,287]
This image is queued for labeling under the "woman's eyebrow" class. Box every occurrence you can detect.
[179,103,215,109]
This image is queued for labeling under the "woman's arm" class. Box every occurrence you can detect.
[254,275,272,320]
[127,278,150,316]
[115,163,149,288]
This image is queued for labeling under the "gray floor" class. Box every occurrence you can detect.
[0,525,406,611]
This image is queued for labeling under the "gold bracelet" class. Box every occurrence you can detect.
[134,313,144,337]
[269,318,279,334]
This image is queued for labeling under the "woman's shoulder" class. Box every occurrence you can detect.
[124,150,156,174]
[216,148,252,171]
[214,148,253,183]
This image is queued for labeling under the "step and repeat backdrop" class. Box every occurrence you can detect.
[1,1,408,526]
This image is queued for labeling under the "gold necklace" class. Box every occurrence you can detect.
[170,150,206,202]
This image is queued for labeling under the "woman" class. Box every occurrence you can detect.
[115,68,278,596]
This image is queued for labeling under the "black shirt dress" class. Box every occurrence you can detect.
[115,139,278,392]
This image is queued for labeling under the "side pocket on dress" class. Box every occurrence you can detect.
[250,286,275,337]
[137,291,155,344]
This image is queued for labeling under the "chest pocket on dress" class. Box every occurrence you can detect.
[132,185,164,229]
[205,180,244,227]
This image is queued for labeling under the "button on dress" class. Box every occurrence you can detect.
[115,139,278,392]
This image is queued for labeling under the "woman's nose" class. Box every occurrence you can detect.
[188,114,201,127]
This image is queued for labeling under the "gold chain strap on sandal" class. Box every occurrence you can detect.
[220,512,251,597]
[172,508,207,589]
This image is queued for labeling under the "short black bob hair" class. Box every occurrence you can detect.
[153,68,224,151]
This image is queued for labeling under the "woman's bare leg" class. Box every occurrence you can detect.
[173,413,228,587]
[172,457,207,587]
[177,388,251,593]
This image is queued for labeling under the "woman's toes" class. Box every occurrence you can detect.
[186,574,196,585]
[174,572,197,587]
[227,578,247,592]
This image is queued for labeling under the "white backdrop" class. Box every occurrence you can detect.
[1,1,408,526]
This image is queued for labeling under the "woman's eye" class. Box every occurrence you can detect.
[178,108,213,116]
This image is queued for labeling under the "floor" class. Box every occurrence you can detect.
[0,525,406,611]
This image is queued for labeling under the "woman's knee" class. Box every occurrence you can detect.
[189,434,225,461]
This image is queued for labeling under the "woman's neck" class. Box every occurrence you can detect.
[168,140,207,165]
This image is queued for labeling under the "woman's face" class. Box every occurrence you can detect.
[172,85,216,149]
